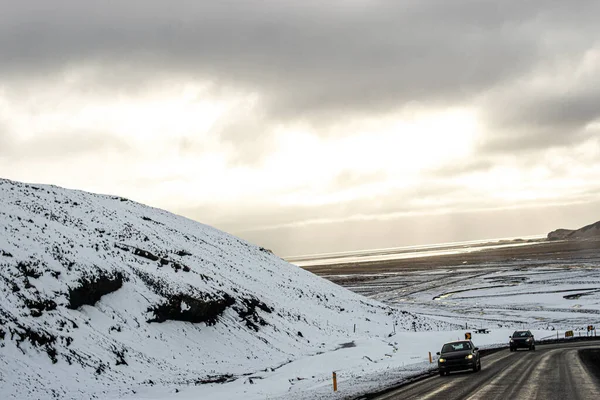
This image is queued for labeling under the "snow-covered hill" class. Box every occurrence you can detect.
[0,178,440,399]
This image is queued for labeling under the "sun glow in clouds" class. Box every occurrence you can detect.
[269,108,480,206]
[1,74,481,212]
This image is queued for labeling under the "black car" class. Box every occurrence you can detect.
[510,330,535,351]
[437,340,481,376]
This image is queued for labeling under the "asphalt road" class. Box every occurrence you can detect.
[372,342,600,400]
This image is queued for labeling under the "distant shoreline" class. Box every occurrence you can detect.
[298,237,600,277]
[288,235,546,267]
[286,234,546,263]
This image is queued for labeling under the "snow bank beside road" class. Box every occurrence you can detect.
[128,328,557,399]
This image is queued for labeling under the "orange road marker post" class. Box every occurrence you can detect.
[332,371,338,392]
[429,352,433,363]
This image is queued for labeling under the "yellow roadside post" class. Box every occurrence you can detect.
[429,352,433,363]
[332,371,337,392]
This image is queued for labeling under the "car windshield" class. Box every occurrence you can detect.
[513,331,530,337]
[442,342,471,353]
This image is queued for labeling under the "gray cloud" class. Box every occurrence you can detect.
[212,111,276,166]
[3,0,600,255]
[424,159,495,179]
[3,0,600,121]
[179,181,489,234]
[1,131,130,161]
[0,124,10,155]
[329,170,389,191]
[478,79,600,153]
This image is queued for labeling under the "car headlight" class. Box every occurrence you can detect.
[465,354,474,360]
[439,358,446,363]
[527,338,533,342]
[510,339,514,343]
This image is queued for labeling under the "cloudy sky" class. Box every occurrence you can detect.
[1,1,599,256]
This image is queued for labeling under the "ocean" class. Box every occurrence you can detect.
[285,234,547,267]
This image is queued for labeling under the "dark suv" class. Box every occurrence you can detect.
[510,330,535,351]
[437,340,481,376]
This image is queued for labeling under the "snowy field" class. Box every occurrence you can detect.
[342,261,600,331]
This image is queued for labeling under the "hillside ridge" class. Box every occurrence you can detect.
[547,220,600,241]
[0,178,443,399]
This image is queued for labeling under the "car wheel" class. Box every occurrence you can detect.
[439,370,445,377]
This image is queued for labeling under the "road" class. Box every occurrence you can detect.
[371,342,600,400]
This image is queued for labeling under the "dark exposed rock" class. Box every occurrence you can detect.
[67,272,124,309]
[112,347,128,366]
[147,293,234,325]
[195,374,235,385]
[25,298,57,313]
[47,347,58,363]
[17,261,42,279]
[120,244,191,273]
[114,243,130,252]
[170,261,190,273]
[176,250,192,257]
[259,247,273,254]
[132,269,164,295]
[95,362,107,375]
[12,326,55,347]
[30,309,43,317]
[133,248,159,261]
[0,249,13,257]
[234,298,272,332]
[10,325,58,363]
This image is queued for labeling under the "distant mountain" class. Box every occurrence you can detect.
[547,220,600,240]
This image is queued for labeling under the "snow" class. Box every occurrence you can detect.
[0,178,450,399]
[341,257,600,333]
[1,178,598,400]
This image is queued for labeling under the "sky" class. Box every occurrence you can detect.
[1,0,599,256]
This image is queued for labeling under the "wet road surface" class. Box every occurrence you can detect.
[372,342,600,400]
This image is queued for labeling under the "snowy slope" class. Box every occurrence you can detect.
[0,178,441,399]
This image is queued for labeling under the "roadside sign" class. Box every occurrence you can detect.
[465,332,472,340]
[565,330,574,337]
